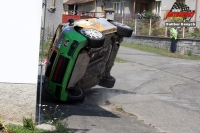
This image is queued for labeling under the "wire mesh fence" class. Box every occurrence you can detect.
[118,16,200,39]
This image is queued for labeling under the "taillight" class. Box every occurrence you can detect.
[52,56,69,84]
[53,58,63,81]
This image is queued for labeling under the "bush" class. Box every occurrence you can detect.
[152,27,165,36]
[137,21,150,35]
[23,117,35,131]
[168,17,184,22]
[190,28,200,38]
[0,117,7,133]
[187,50,192,56]
[135,11,160,20]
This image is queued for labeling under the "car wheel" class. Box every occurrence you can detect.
[109,21,133,37]
[78,28,105,48]
[68,87,85,103]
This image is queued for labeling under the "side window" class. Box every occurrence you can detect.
[52,25,63,48]
[113,2,125,14]
[155,1,161,15]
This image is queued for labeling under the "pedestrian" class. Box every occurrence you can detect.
[170,27,178,53]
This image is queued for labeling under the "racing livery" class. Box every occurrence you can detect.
[44,18,133,102]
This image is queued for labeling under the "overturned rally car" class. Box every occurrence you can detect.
[44,18,133,102]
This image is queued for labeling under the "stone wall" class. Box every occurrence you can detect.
[123,35,200,55]
[0,83,37,122]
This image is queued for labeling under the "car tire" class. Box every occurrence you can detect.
[68,87,85,103]
[109,21,133,37]
[78,28,105,48]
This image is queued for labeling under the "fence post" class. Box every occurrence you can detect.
[165,19,168,37]
[183,20,185,38]
[149,19,152,36]
[135,19,137,35]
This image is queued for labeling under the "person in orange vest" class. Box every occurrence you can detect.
[170,27,178,53]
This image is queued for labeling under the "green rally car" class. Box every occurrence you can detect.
[44,18,133,102]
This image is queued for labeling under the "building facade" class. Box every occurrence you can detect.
[64,0,200,26]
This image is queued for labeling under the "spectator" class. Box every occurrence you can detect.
[170,27,178,53]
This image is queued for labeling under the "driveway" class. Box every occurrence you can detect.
[38,46,200,133]
[110,46,200,133]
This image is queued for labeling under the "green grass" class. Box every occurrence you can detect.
[115,57,128,63]
[6,124,53,133]
[121,42,200,60]
[39,42,51,61]
[115,106,126,114]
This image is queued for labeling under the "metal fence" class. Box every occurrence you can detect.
[115,14,200,39]
[47,11,200,40]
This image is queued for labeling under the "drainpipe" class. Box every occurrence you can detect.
[39,0,47,125]
[48,0,56,13]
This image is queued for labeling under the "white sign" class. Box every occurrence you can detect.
[0,1,42,84]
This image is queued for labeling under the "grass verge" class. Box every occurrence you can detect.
[39,42,50,61]
[121,42,200,60]
[115,57,129,63]
[6,124,52,133]
[1,104,68,133]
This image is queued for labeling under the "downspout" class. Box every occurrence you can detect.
[195,0,198,22]
[48,0,56,13]
[39,0,47,125]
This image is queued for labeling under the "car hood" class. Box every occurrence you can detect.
[74,18,117,35]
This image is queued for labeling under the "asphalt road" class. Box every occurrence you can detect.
[38,46,200,133]
[111,46,200,133]
[39,89,160,133]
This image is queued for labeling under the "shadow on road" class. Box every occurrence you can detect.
[36,82,135,124]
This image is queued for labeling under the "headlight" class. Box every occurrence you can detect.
[55,42,62,50]
[55,33,64,50]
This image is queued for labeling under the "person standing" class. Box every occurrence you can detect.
[170,27,178,53]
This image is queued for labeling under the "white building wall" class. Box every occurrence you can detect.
[124,1,132,15]
[197,0,200,26]
[185,0,196,22]
[160,0,176,19]
[45,0,63,36]
[0,1,41,122]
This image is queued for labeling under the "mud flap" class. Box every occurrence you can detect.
[98,76,116,88]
